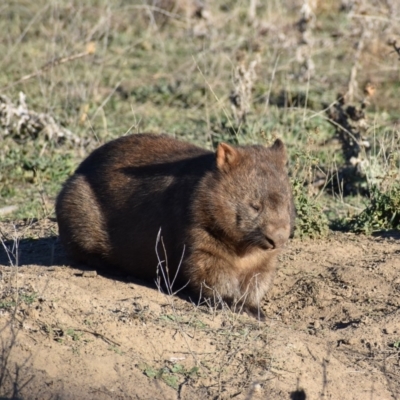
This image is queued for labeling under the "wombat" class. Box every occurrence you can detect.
[56,133,295,319]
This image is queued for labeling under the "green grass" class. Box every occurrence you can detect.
[0,0,399,235]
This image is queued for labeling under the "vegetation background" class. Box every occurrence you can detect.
[0,0,399,234]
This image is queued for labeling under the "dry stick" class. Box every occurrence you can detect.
[347,27,366,103]
[248,0,258,22]
[194,57,237,137]
[325,116,362,147]
[303,98,341,121]
[0,236,15,268]
[3,4,50,65]
[73,328,121,347]
[91,80,122,121]
[123,4,183,21]
[1,46,95,91]
[264,53,281,113]
[388,40,400,59]
[154,230,198,365]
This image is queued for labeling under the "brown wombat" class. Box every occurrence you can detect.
[56,133,295,319]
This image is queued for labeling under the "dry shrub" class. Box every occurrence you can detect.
[0,92,80,146]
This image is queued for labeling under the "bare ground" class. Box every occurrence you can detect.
[0,219,399,400]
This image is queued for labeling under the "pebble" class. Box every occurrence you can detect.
[253,383,262,393]
[82,270,97,278]
[346,337,357,346]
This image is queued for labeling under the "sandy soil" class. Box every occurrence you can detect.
[0,219,399,400]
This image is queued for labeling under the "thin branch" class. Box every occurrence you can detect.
[1,43,96,91]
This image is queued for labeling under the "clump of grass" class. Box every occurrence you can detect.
[292,179,329,239]
[346,184,400,234]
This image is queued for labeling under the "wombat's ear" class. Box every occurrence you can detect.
[271,138,288,165]
[216,143,239,172]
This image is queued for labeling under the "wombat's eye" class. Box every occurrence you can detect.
[250,203,261,212]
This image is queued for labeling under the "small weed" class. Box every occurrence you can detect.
[392,340,400,349]
[20,292,37,305]
[108,345,124,355]
[292,179,329,238]
[159,369,179,390]
[159,314,178,323]
[0,300,16,309]
[346,184,400,234]
[65,328,82,342]
[43,325,84,344]
[139,362,199,390]
[0,288,37,310]
[189,319,208,329]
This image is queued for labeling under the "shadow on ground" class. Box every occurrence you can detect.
[0,236,65,267]
[372,230,400,240]
[0,234,198,309]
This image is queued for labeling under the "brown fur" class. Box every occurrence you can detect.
[56,133,295,319]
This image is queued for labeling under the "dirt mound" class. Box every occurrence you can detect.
[1,219,399,399]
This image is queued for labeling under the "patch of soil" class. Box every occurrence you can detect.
[1,219,399,400]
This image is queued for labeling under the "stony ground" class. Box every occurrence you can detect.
[0,219,399,400]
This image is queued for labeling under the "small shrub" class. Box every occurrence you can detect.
[346,184,400,234]
[292,179,329,239]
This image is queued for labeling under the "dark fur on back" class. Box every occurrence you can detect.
[56,133,295,319]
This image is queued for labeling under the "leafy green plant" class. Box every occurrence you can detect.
[346,184,400,234]
[20,292,38,305]
[292,179,329,238]
[65,328,82,342]
[108,345,124,355]
[0,289,37,309]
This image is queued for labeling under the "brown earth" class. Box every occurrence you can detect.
[0,219,399,400]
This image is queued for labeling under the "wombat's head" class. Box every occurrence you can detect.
[206,139,294,253]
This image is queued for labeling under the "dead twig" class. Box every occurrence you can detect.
[347,27,366,103]
[72,328,121,347]
[1,43,96,91]
[388,39,400,60]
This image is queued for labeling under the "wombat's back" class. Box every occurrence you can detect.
[56,134,214,278]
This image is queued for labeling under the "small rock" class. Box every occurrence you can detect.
[347,337,357,346]
[82,270,97,278]
[383,327,393,335]
[252,383,262,393]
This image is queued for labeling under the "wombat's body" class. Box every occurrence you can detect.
[56,134,295,318]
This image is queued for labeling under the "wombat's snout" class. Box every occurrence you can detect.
[264,225,290,249]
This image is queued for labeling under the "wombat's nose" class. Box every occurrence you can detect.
[264,226,289,249]
[263,235,276,249]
